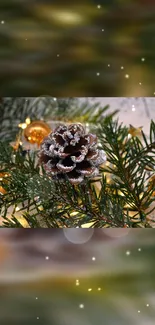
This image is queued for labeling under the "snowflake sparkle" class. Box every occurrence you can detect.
[79,304,84,309]
[45,256,49,260]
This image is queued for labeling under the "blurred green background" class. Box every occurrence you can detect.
[0,0,155,96]
[0,229,155,324]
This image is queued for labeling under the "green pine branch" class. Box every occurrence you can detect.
[0,117,155,228]
[0,97,118,142]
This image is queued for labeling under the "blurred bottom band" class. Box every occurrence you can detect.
[0,229,154,325]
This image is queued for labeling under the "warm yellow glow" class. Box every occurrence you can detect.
[26,117,31,125]
[53,10,84,25]
[18,216,30,228]
[81,222,95,228]
[70,211,78,217]
[118,190,125,197]
[18,117,31,129]
[35,6,85,26]
[18,123,27,129]
[38,206,44,211]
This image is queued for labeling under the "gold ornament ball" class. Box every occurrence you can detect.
[24,121,51,146]
[0,186,6,195]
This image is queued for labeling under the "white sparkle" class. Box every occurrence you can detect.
[45,256,49,260]
[138,310,140,313]
[88,288,92,292]
[57,54,60,57]
[53,97,57,101]
[79,304,84,309]
[146,304,149,307]
[96,72,100,76]
[125,74,129,79]
[92,256,96,261]
[97,5,101,9]
[121,66,124,70]
[37,317,40,319]
[138,248,141,251]
[102,29,104,32]
[154,92,155,95]
[132,105,136,112]
[141,58,145,62]
[108,64,110,67]
[1,21,5,24]
[126,250,131,256]
[76,279,80,286]
[98,287,101,291]
[36,297,38,300]
[15,206,20,212]
[139,82,142,85]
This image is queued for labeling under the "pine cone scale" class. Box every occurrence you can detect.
[57,157,76,173]
[86,149,100,161]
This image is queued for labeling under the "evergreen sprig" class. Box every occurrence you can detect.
[0,97,118,142]
[0,115,155,228]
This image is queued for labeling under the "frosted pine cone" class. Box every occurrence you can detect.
[39,123,106,184]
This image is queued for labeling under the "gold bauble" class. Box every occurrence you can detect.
[0,186,6,195]
[24,121,51,146]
